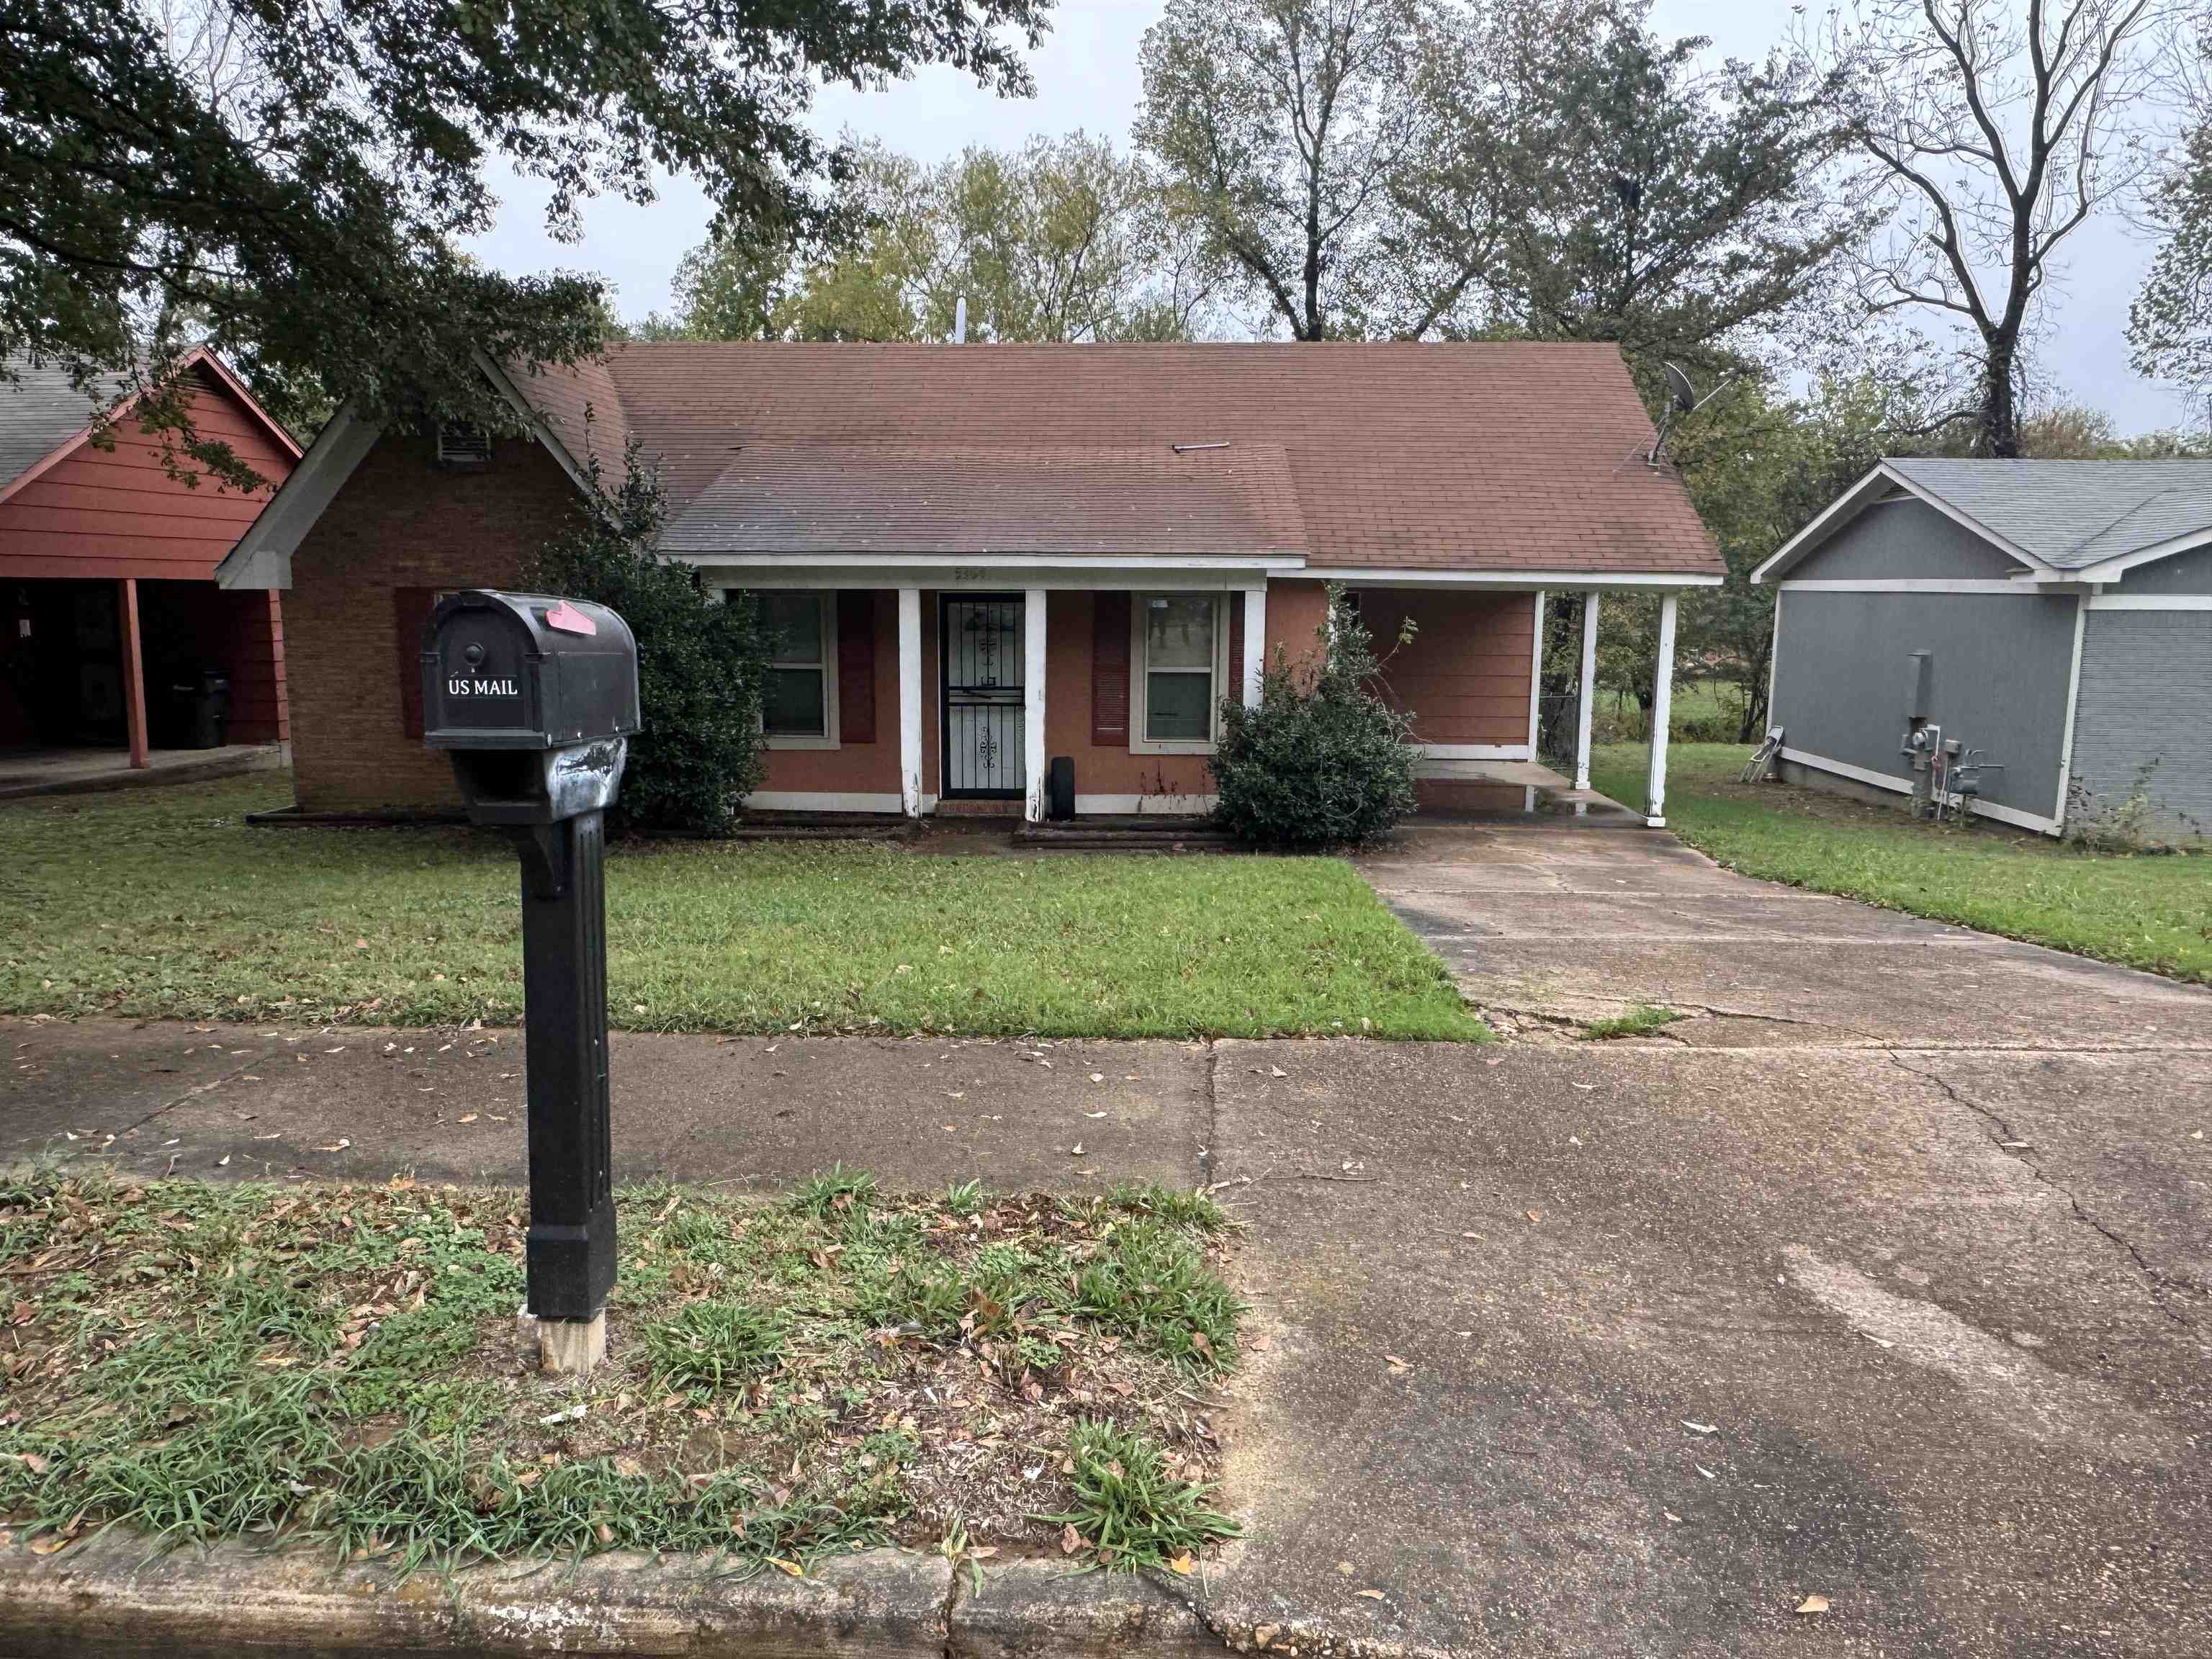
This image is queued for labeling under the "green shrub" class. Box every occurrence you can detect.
[529,444,770,837]
[1208,585,1418,850]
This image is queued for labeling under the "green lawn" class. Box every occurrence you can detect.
[0,776,1483,1040]
[1591,743,2212,984]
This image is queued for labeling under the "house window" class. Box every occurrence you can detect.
[1133,593,1226,753]
[760,591,837,747]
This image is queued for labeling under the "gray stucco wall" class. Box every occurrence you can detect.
[1771,589,2078,824]
[1789,497,2028,580]
[2116,543,2212,595]
[2070,611,2212,835]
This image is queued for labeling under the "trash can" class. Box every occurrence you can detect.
[168,670,230,747]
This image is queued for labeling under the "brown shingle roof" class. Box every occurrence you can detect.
[660,441,1305,558]
[524,342,1719,577]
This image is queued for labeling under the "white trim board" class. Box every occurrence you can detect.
[1073,793,1218,815]
[2072,526,2212,585]
[1415,744,1532,760]
[2085,593,2212,611]
[1303,567,1720,590]
[216,401,384,589]
[2055,595,2088,830]
[1778,746,2060,836]
[700,563,1273,593]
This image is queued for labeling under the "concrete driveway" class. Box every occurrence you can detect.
[1181,824,2208,1655]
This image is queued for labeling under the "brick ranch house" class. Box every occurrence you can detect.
[217,343,1720,824]
[2,347,297,769]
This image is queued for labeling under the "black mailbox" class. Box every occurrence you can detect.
[421,589,641,1373]
[422,590,640,825]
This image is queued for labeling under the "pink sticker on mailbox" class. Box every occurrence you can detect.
[544,601,597,637]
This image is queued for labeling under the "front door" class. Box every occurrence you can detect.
[940,595,1025,799]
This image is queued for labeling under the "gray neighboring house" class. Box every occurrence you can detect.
[1752,459,2211,837]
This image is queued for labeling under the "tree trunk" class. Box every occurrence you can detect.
[1979,331,2021,457]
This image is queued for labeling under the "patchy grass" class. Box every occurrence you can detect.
[0,1168,1240,1575]
[1580,1004,1683,1041]
[1593,744,2212,984]
[0,776,1483,1041]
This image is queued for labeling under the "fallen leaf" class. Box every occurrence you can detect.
[1166,1552,1195,1575]
[1061,1524,1083,1555]
[1269,1066,1288,1079]
[457,1113,478,1125]
[1682,1421,1718,1435]
[1088,1072,1105,1084]
[768,1557,804,1578]
[1795,1595,1830,1615]
[1354,1588,1386,1601]
[27,1535,67,1556]
[1385,1354,1411,1375]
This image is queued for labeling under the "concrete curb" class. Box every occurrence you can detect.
[0,1532,1236,1658]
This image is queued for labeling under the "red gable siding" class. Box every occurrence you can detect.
[0,363,297,581]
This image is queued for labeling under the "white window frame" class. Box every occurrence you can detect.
[1130,592,1230,755]
[754,588,840,750]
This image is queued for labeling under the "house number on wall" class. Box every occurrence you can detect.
[950,567,989,584]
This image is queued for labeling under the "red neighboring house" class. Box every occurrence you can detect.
[218,343,1722,825]
[0,349,299,769]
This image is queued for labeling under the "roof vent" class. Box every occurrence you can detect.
[436,420,492,468]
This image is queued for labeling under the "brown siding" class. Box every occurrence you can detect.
[0,365,296,580]
[284,431,574,811]
[131,581,289,744]
[1354,587,1535,745]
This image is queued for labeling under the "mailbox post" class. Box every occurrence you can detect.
[421,590,641,1374]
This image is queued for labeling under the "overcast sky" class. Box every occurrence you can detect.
[466,0,2197,433]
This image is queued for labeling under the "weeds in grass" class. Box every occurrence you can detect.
[0,1168,1242,1575]
[646,1300,788,1396]
[1580,1004,1683,1041]
[791,1165,876,1219]
[1038,1419,1241,1573]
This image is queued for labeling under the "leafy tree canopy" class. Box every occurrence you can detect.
[3,0,1048,480]
[645,134,1218,343]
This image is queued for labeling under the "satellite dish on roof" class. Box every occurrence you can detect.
[1647,361,1739,469]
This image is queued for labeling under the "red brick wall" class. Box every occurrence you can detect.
[286,431,576,811]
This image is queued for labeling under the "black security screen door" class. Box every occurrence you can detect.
[941,595,1025,799]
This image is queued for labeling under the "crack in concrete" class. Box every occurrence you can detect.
[936,1555,961,1659]
[1887,1051,2198,1328]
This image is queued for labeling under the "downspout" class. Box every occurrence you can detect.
[2051,588,2090,836]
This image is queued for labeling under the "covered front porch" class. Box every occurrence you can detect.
[711,565,1695,830]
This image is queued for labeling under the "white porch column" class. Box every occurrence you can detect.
[1645,592,1678,828]
[1574,590,1600,791]
[1241,586,1267,708]
[1527,590,1545,755]
[1023,588,1048,822]
[897,587,923,817]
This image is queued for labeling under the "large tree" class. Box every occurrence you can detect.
[1473,1,1858,375]
[1134,0,1437,340]
[2130,25,2212,411]
[1822,0,2172,457]
[2,0,1046,479]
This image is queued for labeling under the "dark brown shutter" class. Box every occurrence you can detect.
[393,585,438,739]
[837,591,876,744]
[1227,594,1245,696]
[1092,591,1130,746]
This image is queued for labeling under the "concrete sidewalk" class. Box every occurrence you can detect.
[8,1007,2209,1656]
